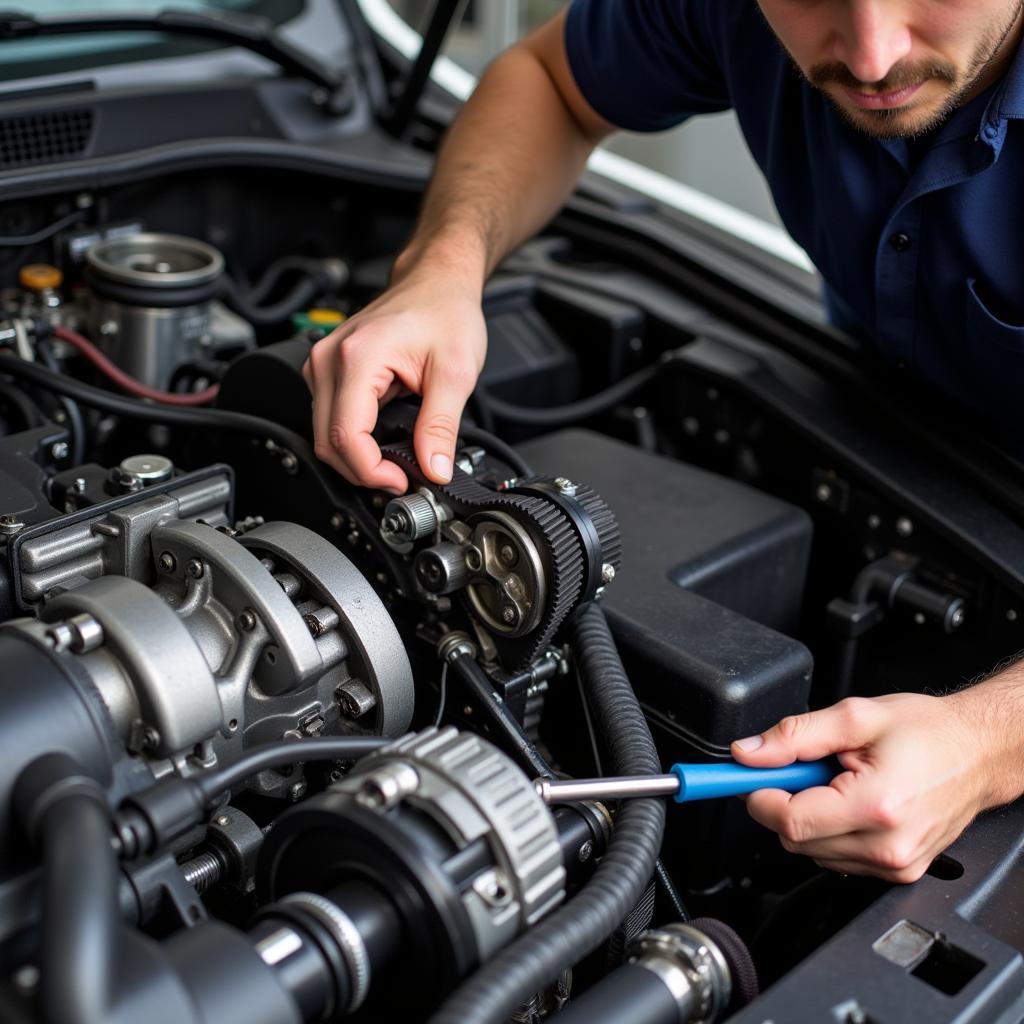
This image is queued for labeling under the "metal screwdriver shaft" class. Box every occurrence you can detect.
[535,760,836,805]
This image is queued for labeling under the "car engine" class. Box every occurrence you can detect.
[0,174,1020,1024]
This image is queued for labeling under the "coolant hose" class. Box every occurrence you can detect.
[429,602,666,1024]
[17,755,118,1024]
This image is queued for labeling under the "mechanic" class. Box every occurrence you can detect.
[303,0,1024,883]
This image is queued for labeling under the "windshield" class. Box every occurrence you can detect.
[0,0,305,82]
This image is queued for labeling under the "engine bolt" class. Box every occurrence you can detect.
[289,780,307,802]
[329,512,344,531]
[280,452,298,474]
[335,679,377,719]
[0,514,24,536]
[601,562,616,584]
[499,543,517,567]
[238,609,257,632]
[554,477,577,496]
[187,559,204,579]
[578,840,594,863]
[502,605,518,625]
[158,551,177,573]
[896,516,914,537]
[50,441,69,460]
[816,483,833,503]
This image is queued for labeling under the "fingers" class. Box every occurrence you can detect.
[307,330,409,493]
[731,698,883,768]
[746,775,868,843]
[413,354,478,484]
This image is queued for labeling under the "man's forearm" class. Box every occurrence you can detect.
[948,659,1024,808]
[394,20,606,289]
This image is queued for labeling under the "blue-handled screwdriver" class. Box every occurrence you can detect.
[534,760,836,805]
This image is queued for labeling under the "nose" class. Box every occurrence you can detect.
[832,1,913,85]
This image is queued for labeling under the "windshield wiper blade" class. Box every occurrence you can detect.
[0,8,341,95]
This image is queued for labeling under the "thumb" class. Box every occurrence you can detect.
[414,357,477,484]
[731,699,881,768]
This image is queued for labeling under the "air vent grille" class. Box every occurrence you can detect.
[0,109,95,169]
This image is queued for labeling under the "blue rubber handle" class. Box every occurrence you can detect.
[669,760,836,803]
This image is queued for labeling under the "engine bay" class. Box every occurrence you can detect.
[1,160,1024,1024]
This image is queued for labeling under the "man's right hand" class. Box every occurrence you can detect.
[302,265,487,494]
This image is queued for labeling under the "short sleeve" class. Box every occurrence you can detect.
[564,0,732,132]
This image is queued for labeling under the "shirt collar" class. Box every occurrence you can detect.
[984,35,1024,124]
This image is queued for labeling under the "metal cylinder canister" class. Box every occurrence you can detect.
[85,233,225,389]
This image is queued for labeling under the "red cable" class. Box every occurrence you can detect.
[52,325,220,407]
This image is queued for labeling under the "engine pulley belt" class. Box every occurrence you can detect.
[382,442,620,666]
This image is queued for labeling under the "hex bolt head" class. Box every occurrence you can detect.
[187,559,204,579]
[335,679,377,718]
[601,562,616,584]
[158,551,177,573]
[502,605,519,625]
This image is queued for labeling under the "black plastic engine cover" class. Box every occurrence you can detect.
[519,429,813,754]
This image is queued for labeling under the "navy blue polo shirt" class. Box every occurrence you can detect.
[565,0,1024,429]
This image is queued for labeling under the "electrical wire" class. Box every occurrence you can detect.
[194,736,388,804]
[52,326,219,406]
[433,661,450,728]
[475,360,663,430]
[458,423,533,478]
[0,209,85,247]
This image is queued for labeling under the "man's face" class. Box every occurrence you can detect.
[757,0,1024,138]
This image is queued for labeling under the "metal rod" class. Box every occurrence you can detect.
[536,775,679,805]
[386,0,470,137]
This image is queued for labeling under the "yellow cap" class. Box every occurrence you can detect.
[306,307,345,326]
[19,263,63,292]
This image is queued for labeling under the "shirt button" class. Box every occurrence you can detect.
[889,232,912,252]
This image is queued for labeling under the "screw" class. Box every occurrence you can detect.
[215,815,231,827]
[816,483,833,503]
[73,477,87,493]
[141,726,160,751]
[329,512,344,530]
[158,551,177,573]
[238,609,257,632]
[50,441,69,460]
[187,559,204,579]
[0,514,23,536]
[577,840,594,863]
[601,562,616,584]
[896,517,914,537]
[280,452,298,474]
[553,477,576,496]
[950,607,965,629]
[502,605,519,625]
[289,780,307,801]
[99,320,118,336]
[499,543,517,567]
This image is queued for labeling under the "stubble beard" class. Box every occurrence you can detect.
[800,2,1024,139]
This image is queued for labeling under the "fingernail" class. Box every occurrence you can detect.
[431,453,452,481]
[734,734,764,752]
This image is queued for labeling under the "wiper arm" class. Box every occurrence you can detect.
[0,7,343,99]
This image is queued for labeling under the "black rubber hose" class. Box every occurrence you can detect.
[475,361,662,429]
[0,378,46,429]
[17,757,118,1024]
[0,352,313,455]
[36,338,86,465]
[430,603,666,1024]
[222,273,320,326]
